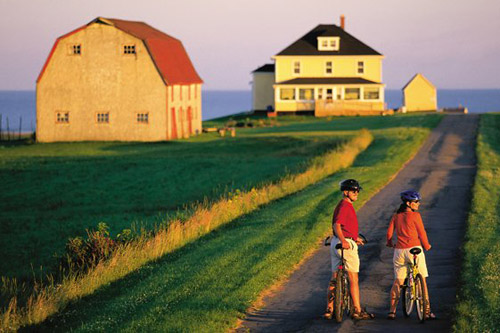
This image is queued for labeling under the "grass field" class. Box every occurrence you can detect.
[454,113,500,332]
[0,128,350,281]
[21,113,442,331]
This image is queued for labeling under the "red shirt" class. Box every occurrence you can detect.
[332,199,358,239]
[386,211,431,250]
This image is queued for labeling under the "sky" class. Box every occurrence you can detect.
[0,0,499,91]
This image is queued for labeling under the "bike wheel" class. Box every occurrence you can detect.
[415,274,427,323]
[343,275,352,317]
[401,277,414,317]
[334,270,345,323]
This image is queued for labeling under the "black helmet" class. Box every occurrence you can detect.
[400,190,421,202]
[339,179,362,192]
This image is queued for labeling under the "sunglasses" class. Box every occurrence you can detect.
[350,190,360,194]
[411,200,420,203]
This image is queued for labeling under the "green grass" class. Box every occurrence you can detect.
[25,114,442,332]
[454,113,500,332]
[0,131,347,281]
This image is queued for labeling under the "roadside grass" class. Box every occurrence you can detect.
[0,132,347,281]
[454,113,500,332]
[23,115,442,332]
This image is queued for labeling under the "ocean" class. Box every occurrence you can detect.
[1,89,499,132]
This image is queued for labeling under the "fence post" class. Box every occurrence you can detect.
[0,113,2,141]
[6,116,10,141]
[19,116,22,140]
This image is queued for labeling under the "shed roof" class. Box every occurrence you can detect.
[276,24,382,56]
[402,73,436,91]
[37,17,203,85]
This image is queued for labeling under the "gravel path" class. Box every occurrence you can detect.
[236,114,478,333]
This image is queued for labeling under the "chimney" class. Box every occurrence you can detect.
[340,15,345,30]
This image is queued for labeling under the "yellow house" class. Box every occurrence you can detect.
[37,17,203,142]
[253,16,385,116]
[403,73,437,112]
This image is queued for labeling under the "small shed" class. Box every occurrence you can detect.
[403,73,437,112]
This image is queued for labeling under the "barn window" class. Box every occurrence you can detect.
[137,113,149,123]
[97,112,109,123]
[123,44,136,54]
[69,44,81,55]
[56,112,69,123]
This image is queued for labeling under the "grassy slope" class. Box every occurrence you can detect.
[0,131,346,280]
[454,113,500,332]
[30,114,442,332]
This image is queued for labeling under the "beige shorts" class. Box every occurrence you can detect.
[393,246,429,279]
[330,237,360,273]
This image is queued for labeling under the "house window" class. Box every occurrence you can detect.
[363,87,380,100]
[293,61,301,75]
[325,61,333,75]
[345,88,361,100]
[280,88,295,100]
[137,113,149,123]
[357,61,365,74]
[317,88,323,100]
[56,112,69,123]
[318,37,340,51]
[97,112,109,123]
[124,44,136,54]
[326,88,333,100]
[299,88,314,101]
[69,44,81,55]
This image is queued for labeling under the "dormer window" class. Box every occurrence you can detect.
[318,37,340,51]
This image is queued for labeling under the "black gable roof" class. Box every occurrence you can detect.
[252,64,275,73]
[276,24,381,56]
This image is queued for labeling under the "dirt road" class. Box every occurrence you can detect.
[237,114,478,332]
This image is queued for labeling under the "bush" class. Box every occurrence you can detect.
[63,222,138,272]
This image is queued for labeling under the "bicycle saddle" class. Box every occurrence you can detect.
[410,247,422,255]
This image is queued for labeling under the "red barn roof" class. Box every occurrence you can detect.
[37,17,203,85]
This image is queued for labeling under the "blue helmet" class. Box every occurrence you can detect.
[400,190,421,202]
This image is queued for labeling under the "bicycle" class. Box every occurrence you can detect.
[324,234,367,323]
[401,247,427,323]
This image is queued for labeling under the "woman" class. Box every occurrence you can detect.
[386,190,436,320]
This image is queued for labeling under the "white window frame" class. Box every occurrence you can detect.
[317,37,340,51]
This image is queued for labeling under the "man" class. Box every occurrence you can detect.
[324,179,374,320]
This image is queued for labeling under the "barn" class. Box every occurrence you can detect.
[36,17,203,142]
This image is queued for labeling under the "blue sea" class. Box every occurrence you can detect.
[1,89,499,132]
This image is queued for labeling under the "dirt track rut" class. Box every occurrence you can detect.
[237,114,478,332]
